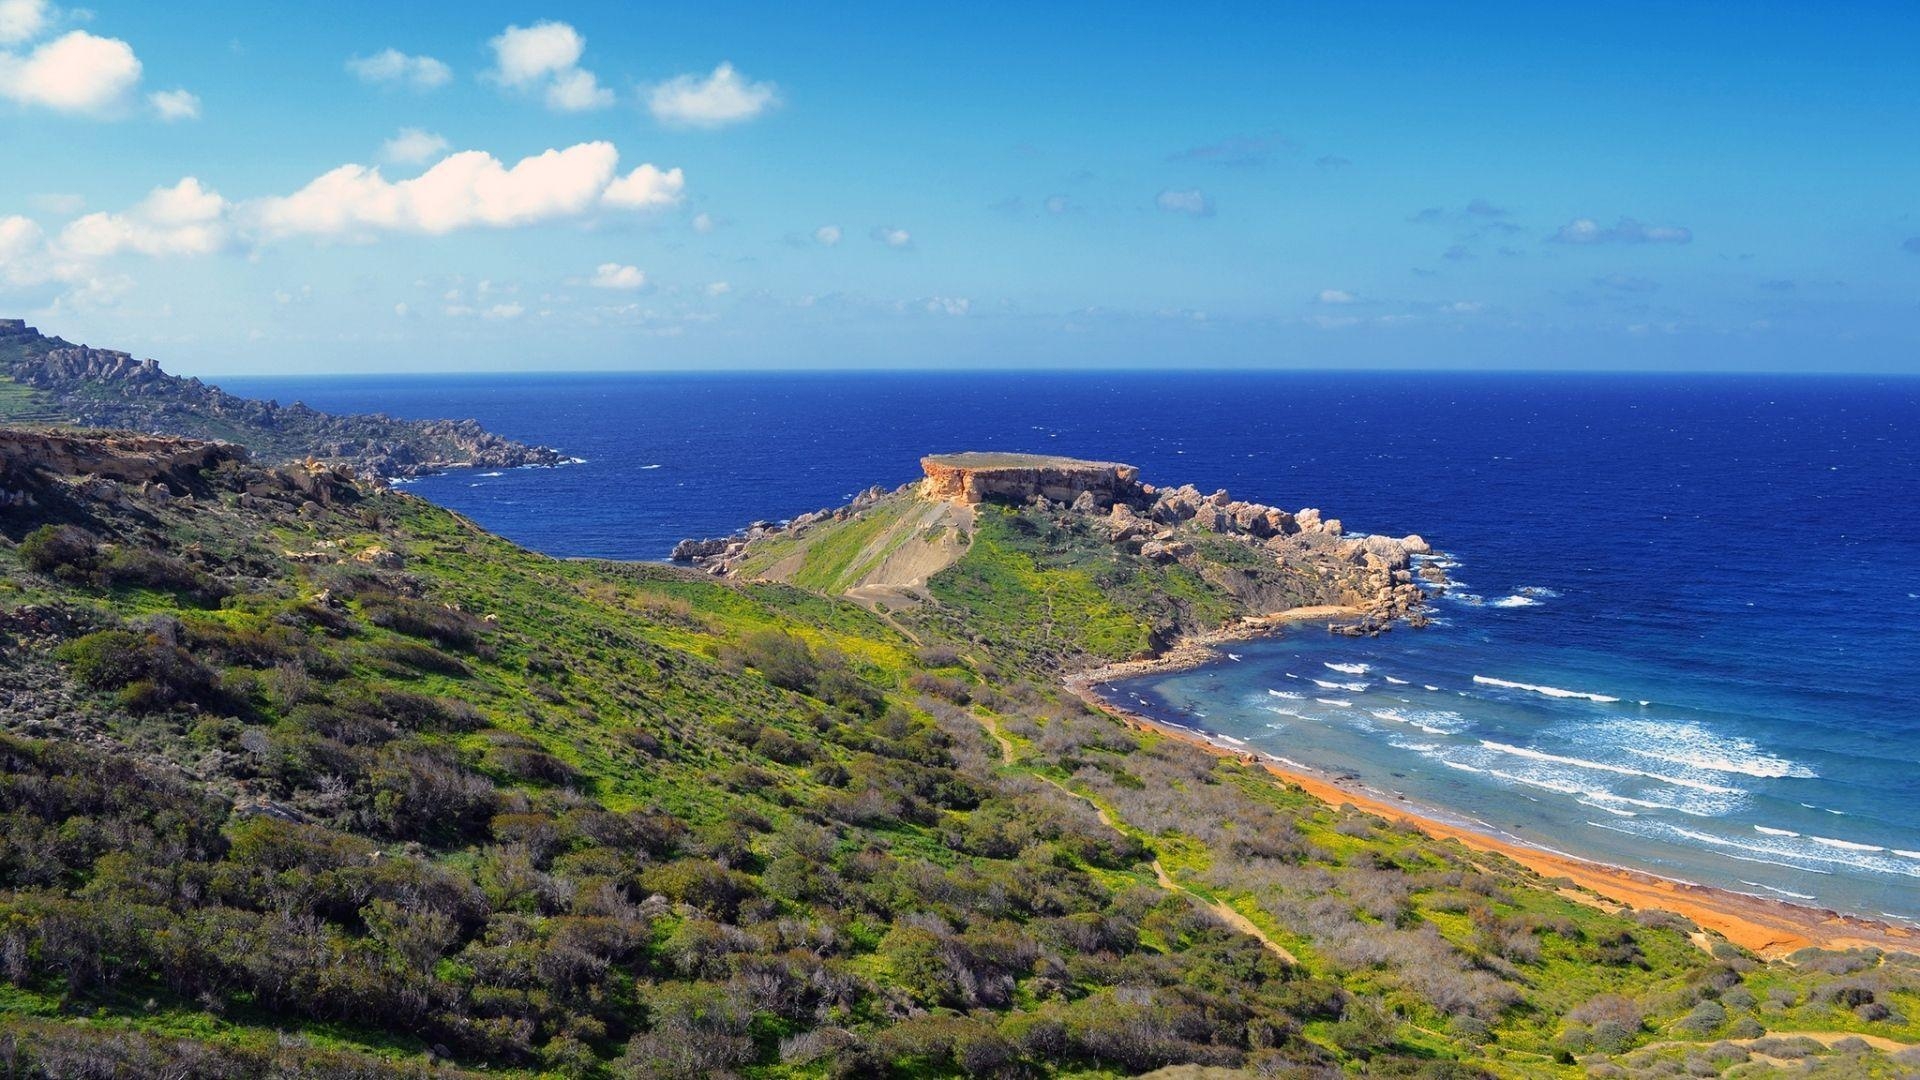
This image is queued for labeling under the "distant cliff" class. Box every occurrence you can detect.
[0,318,563,478]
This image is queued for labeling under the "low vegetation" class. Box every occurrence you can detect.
[0,437,1913,1078]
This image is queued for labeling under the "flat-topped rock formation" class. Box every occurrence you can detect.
[921,451,1143,506]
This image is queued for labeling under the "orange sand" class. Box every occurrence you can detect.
[1068,615,1919,960]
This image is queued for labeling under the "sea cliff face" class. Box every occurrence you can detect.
[0,318,562,479]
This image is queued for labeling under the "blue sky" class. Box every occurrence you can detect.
[0,1,1916,374]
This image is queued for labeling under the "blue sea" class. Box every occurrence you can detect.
[219,371,1920,924]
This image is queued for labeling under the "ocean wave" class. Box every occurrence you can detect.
[1383,675,1410,685]
[1324,662,1371,675]
[1472,675,1620,703]
[1441,760,1484,774]
[1739,880,1818,901]
[1216,734,1247,748]
[1897,850,1920,861]
[1809,835,1883,853]
[1484,767,1702,815]
[1313,679,1369,692]
[1755,825,1800,837]
[639,464,663,470]
[1477,740,1743,794]
[1449,592,1486,606]
[1315,698,1353,708]
[1649,822,1920,878]
[1267,689,1304,700]
[1612,720,1817,779]
[1423,684,1441,692]
[477,471,504,478]
[1491,594,1540,608]
[1227,653,1242,662]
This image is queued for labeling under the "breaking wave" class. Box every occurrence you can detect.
[1472,675,1619,703]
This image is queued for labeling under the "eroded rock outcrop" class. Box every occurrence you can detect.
[921,452,1143,507]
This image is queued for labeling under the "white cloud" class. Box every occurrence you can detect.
[813,224,841,246]
[0,30,142,114]
[0,0,48,46]
[545,67,612,112]
[347,48,451,91]
[483,302,523,320]
[382,127,449,166]
[1316,289,1357,304]
[59,177,229,258]
[925,296,970,316]
[871,226,911,248]
[590,262,646,290]
[148,87,199,121]
[705,280,730,296]
[1155,187,1213,217]
[691,212,715,233]
[251,142,680,239]
[0,213,42,264]
[488,21,610,112]
[602,162,685,209]
[1550,217,1691,245]
[646,62,777,128]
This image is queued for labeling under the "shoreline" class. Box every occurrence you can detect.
[1065,609,1919,960]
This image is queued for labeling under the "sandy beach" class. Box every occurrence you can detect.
[1066,611,1920,960]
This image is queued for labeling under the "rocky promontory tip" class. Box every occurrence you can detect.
[0,318,564,479]
[677,451,1445,636]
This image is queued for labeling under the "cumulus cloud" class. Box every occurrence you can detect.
[382,127,449,166]
[148,87,198,121]
[1316,289,1357,304]
[646,61,778,127]
[602,163,685,208]
[870,226,911,248]
[0,0,48,45]
[489,21,610,112]
[1551,217,1691,245]
[813,224,841,246]
[1155,188,1213,217]
[346,48,451,90]
[59,177,229,258]
[590,262,646,290]
[249,143,665,238]
[0,29,142,114]
[705,280,730,296]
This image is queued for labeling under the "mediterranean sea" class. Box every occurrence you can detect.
[219,370,1920,924]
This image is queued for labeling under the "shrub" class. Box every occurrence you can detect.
[17,524,99,579]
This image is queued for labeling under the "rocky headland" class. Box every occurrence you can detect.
[0,318,564,479]
[677,450,1443,642]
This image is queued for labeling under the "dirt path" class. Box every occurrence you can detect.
[975,710,1298,964]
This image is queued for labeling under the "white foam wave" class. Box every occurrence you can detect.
[1267,689,1304,700]
[1755,825,1800,837]
[1477,741,1742,794]
[1614,720,1816,779]
[1383,675,1410,685]
[1423,684,1441,692]
[1809,835,1883,853]
[477,471,504,477]
[1472,675,1619,703]
[1216,734,1247,748]
[639,464,663,470]
[1897,850,1920,861]
[1227,653,1242,662]
[1315,698,1353,708]
[1324,662,1371,675]
[1491,594,1540,608]
[1313,679,1369,692]
[1740,880,1817,900]
[1441,760,1484,774]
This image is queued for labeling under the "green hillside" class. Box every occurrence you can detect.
[0,433,1912,1078]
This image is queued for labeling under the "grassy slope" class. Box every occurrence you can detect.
[0,455,1911,1078]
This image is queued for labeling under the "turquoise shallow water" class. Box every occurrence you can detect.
[216,370,1920,923]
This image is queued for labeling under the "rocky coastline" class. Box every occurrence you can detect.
[0,318,564,479]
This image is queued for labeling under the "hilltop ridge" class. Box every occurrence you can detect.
[677,451,1438,665]
[0,318,562,478]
